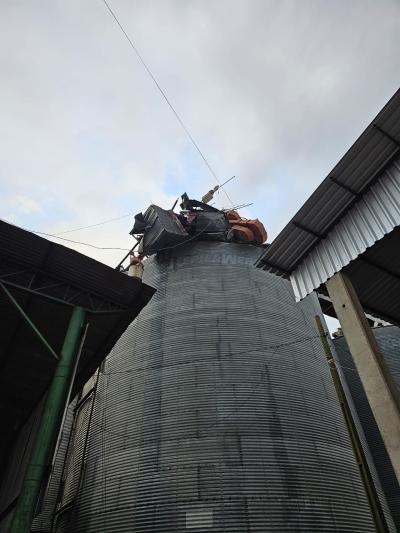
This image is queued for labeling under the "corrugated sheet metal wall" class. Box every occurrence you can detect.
[55,242,375,532]
[31,398,77,533]
[334,326,400,532]
[0,397,45,532]
[292,157,400,300]
[52,372,99,530]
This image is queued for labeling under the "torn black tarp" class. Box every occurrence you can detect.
[130,205,189,255]
[130,212,148,234]
[129,195,252,255]
[194,211,230,241]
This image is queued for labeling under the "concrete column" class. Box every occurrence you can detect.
[326,271,400,484]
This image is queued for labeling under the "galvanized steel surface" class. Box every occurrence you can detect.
[291,157,400,300]
[56,242,375,532]
[334,326,400,532]
[0,398,45,532]
[32,399,77,532]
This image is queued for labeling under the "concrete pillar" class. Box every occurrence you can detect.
[326,271,400,484]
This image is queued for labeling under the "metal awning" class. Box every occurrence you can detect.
[0,219,155,476]
[256,89,400,325]
[318,226,400,325]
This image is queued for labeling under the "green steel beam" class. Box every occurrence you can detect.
[9,306,86,533]
[0,278,130,314]
[0,281,59,360]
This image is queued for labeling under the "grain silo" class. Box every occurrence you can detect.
[53,199,377,532]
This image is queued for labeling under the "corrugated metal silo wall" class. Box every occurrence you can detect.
[0,398,45,532]
[55,241,375,532]
[334,326,400,532]
[31,398,77,533]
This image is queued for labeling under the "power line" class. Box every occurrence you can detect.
[101,0,234,208]
[101,333,321,376]
[90,332,324,441]
[54,212,136,235]
[1,217,129,251]
[34,231,130,251]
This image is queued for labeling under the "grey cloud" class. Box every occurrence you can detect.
[0,0,399,265]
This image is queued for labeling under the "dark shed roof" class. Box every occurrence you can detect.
[0,219,155,473]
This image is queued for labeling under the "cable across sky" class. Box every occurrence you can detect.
[101,0,235,208]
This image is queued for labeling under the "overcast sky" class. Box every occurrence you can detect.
[1,0,400,269]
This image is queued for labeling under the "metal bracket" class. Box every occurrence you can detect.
[292,221,324,239]
[329,176,358,196]
[373,123,400,147]
[0,281,59,360]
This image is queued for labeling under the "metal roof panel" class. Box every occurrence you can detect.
[0,219,155,474]
[257,89,400,273]
[289,158,400,300]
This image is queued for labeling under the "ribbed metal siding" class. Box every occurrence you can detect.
[291,157,400,300]
[31,398,77,533]
[0,398,45,532]
[53,373,99,532]
[257,90,400,276]
[334,326,400,531]
[56,241,375,532]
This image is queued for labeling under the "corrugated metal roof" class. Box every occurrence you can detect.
[257,89,400,275]
[0,219,155,499]
[337,227,400,325]
[291,158,400,300]
[256,89,400,325]
[0,220,151,308]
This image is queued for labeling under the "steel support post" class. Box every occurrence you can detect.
[326,271,400,484]
[0,281,59,361]
[9,306,87,533]
[315,315,388,532]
